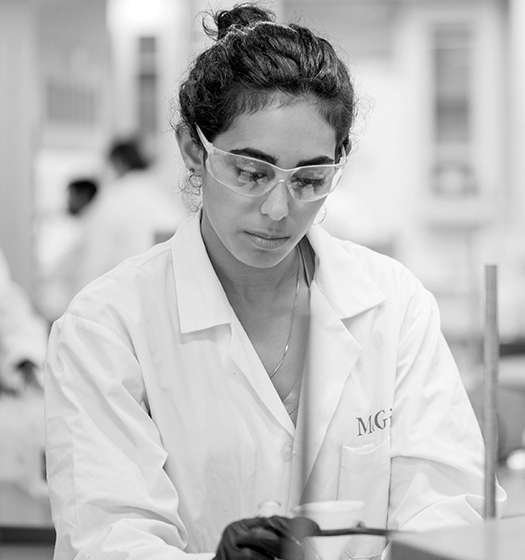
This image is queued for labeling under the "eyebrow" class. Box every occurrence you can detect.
[229,148,335,167]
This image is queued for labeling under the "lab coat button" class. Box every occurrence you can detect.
[281,441,293,462]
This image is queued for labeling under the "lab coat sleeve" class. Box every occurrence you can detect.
[387,271,506,532]
[45,311,214,560]
[0,249,48,373]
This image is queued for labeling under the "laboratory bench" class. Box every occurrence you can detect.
[0,482,54,559]
[389,464,525,559]
[390,515,525,560]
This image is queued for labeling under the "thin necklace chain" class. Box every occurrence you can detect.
[269,254,301,379]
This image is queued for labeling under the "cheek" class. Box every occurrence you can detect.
[201,182,249,234]
[298,200,326,229]
[202,181,231,216]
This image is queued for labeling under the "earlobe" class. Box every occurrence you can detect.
[176,126,204,174]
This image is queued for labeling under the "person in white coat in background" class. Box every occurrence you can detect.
[0,246,49,497]
[44,4,506,560]
[75,137,186,290]
[0,247,48,394]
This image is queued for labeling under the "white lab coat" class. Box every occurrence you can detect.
[0,248,48,385]
[45,214,505,560]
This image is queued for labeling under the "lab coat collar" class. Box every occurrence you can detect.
[171,215,387,334]
[306,225,387,318]
[170,213,234,334]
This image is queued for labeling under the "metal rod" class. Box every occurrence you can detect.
[315,526,395,538]
[482,264,499,519]
[299,349,312,504]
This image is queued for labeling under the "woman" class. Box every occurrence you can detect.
[45,5,505,560]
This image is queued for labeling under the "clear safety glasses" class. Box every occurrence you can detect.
[196,125,347,202]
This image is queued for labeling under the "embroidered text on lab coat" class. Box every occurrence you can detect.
[356,408,392,436]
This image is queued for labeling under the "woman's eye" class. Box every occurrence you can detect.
[294,177,325,189]
[237,168,268,184]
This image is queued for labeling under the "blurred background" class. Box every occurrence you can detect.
[1,0,525,557]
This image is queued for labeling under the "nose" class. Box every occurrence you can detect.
[260,181,290,221]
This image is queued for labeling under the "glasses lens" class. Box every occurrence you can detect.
[289,167,339,201]
[207,152,275,195]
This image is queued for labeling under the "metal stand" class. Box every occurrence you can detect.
[482,264,499,519]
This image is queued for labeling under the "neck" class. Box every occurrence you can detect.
[212,247,299,305]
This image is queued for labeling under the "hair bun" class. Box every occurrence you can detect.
[212,3,275,40]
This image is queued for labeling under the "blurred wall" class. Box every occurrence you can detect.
[509,0,525,230]
[0,0,38,294]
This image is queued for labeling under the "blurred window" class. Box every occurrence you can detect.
[433,24,473,144]
[432,23,476,198]
[137,35,157,137]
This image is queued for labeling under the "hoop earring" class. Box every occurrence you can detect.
[188,169,203,189]
[313,203,328,225]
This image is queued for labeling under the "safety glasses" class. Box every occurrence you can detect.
[196,125,347,202]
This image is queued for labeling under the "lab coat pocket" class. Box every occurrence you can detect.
[339,438,390,559]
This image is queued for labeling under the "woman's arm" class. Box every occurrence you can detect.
[388,275,506,532]
[45,311,213,560]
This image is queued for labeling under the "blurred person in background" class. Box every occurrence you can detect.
[39,178,100,322]
[0,247,48,395]
[0,247,49,499]
[75,138,185,290]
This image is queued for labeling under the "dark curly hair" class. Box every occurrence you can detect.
[175,3,357,160]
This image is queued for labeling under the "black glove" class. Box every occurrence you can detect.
[214,516,320,560]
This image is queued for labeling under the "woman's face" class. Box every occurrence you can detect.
[200,100,338,270]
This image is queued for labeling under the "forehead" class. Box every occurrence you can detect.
[215,99,337,166]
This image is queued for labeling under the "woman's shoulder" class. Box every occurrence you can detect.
[310,226,429,300]
[312,225,405,270]
[64,241,176,325]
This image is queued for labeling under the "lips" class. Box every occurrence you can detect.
[249,231,288,240]
[246,231,289,249]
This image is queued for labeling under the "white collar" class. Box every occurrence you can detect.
[170,213,386,334]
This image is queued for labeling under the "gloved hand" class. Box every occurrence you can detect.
[214,515,320,560]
